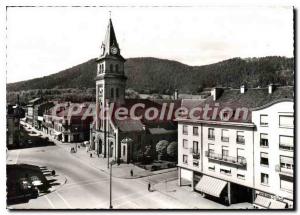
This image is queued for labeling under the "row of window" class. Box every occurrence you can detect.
[260,133,293,151]
[261,173,293,192]
[183,126,245,144]
[98,63,120,74]
[260,153,294,169]
[110,88,120,99]
[260,114,293,128]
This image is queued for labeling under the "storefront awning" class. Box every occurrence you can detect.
[195,175,227,197]
[269,200,287,209]
[254,195,271,208]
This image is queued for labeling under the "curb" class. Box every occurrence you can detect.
[38,174,68,197]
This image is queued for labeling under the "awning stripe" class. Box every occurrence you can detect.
[195,175,227,197]
[269,200,286,209]
[254,195,271,208]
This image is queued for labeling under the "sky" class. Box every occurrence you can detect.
[6,6,294,83]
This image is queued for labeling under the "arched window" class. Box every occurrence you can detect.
[116,88,119,98]
[110,64,113,72]
[115,64,119,72]
[111,88,114,98]
[101,64,103,73]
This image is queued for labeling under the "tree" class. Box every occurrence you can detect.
[167,141,178,160]
[156,140,169,160]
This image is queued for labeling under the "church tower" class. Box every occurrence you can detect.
[95,17,127,130]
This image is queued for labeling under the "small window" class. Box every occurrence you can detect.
[260,133,268,147]
[261,173,269,185]
[260,114,268,126]
[279,135,293,151]
[208,166,215,171]
[221,129,229,142]
[193,126,199,136]
[279,115,293,128]
[280,178,293,192]
[183,139,188,149]
[193,141,199,154]
[116,88,119,98]
[110,88,114,98]
[183,155,188,164]
[260,152,269,166]
[183,125,188,135]
[208,128,215,139]
[220,168,231,175]
[236,131,245,144]
[222,146,229,158]
[237,174,245,180]
[110,64,113,72]
[115,64,119,72]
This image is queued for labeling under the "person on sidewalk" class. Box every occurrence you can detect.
[148,182,151,192]
[130,169,133,177]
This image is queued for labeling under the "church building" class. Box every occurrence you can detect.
[89,18,179,163]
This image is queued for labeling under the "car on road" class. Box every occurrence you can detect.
[7,178,38,202]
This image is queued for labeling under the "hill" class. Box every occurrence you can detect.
[7,56,294,103]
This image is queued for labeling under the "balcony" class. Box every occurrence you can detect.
[275,165,293,177]
[205,151,246,167]
[236,136,245,144]
[221,136,229,142]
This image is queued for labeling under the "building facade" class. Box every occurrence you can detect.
[177,86,294,208]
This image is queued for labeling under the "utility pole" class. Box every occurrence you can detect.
[109,162,113,209]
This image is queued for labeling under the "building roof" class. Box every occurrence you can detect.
[28,97,42,104]
[209,86,293,109]
[148,127,177,135]
[97,18,125,61]
[177,86,294,124]
[114,118,144,132]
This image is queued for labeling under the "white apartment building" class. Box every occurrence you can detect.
[177,85,294,209]
[252,98,294,209]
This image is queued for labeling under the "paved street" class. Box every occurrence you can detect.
[7,125,247,209]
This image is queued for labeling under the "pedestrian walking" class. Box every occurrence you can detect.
[90,153,92,158]
[130,169,133,177]
[148,182,151,192]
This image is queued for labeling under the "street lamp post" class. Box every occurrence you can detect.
[109,160,116,209]
[109,162,113,209]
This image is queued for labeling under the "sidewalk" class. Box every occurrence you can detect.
[58,141,177,179]
[153,180,253,209]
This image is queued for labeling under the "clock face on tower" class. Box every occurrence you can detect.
[110,46,118,55]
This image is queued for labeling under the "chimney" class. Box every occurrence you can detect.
[211,87,223,101]
[268,84,275,94]
[174,89,178,100]
[240,85,246,94]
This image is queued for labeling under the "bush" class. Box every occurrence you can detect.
[167,141,178,160]
[156,140,169,160]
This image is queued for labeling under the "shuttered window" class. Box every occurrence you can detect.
[280,178,293,192]
[279,115,294,128]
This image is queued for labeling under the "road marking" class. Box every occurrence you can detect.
[65,177,108,187]
[55,191,72,209]
[44,195,55,209]
[62,178,110,190]
[15,150,20,164]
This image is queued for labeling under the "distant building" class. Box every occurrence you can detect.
[25,97,43,126]
[43,103,94,142]
[7,103,25,148]
[176,85,294,208]
[33,102,55,130]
